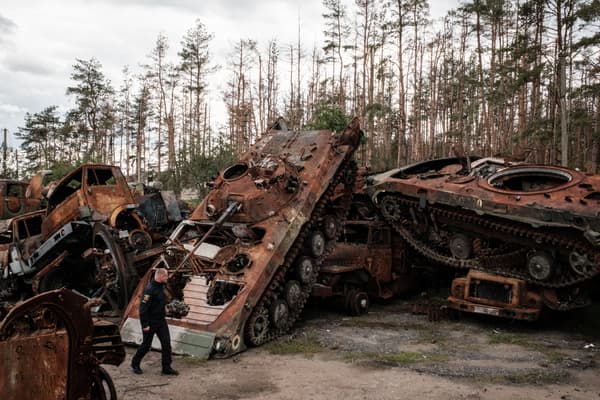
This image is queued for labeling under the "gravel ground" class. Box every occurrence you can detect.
[105,298,600,400]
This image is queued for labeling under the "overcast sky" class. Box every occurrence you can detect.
[0,0,459,147]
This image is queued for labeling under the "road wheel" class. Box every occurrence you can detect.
[295,256,315,284]
[284,280,303,310]
[306,230,325,257]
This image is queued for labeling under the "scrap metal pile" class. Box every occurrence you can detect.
[0,164,182,314]
[1,119,600,368]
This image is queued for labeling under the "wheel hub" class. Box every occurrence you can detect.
[527,251,554,281]
[449,233,473,259]
[569,251,594,276]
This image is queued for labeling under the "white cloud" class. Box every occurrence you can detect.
[0,0,459,144]
[0,103,27,114]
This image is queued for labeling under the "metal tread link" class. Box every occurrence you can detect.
[379,194,600,288]
[245,159,357,346]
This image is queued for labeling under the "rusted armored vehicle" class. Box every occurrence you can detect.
[0,288,125,399]
[121,119,363,358]
[368,156,600,310]
[0,164,181,313]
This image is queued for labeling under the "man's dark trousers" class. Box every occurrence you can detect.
[131,319,172,369]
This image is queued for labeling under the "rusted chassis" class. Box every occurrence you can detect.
[0,289,125,400]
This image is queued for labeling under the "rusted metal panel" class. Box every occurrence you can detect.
[122,119,363,358]
[0,289,125,399]
[0,180,43,221]
[1,331,70,400]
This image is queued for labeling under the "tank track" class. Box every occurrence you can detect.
[377,194,600,288]
[245,159,357,346]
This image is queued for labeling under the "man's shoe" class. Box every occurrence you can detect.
[131,365,143,374]
[162,366,179,375]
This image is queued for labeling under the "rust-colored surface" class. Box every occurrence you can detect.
[369,157,600,302]
[0,179,42,220]
[122,119,363,358]
[0,163,181,316]
[448,270,543,321]
[0,289,125,399]
[316,220,412,310]
[42,164,137,238]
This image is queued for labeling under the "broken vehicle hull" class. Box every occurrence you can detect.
[121,119,363,358]
[368,157,600,300]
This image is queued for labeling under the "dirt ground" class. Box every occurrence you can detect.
[105,298,600,400]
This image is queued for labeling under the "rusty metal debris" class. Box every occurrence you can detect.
[121,118,363,358]
[0,175,45,222]
[0,288,125,399]
[0,163,182,314]
[314,218,413,315]
[368,156,599,312]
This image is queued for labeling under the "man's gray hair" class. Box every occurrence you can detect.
[155,268,168,278]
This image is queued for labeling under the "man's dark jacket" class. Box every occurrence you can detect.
[139,279,167,328]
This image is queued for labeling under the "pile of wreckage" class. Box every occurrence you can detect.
[2,118,599,398]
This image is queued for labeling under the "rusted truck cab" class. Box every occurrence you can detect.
[448,270,543,320]
[314,220,411,314]
[42,164,143,239]
[0,210,45,302]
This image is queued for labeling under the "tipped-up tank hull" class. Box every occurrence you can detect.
[121,119,363,358]
[367,157,600,304]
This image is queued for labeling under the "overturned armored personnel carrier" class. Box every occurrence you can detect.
[368,157,600,310]
[122,119,362,358]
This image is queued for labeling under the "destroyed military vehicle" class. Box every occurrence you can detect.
[368,156,599,312]
[0,164,182,313]
[447,270,546,320]
[121,118,363,358]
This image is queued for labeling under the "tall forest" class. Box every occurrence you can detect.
[9,0,600,193]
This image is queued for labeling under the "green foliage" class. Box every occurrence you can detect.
[307,104,351,132]
[46,161,78,182]
[161,143,237,196]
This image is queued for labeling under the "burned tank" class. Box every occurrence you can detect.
[121,119,362,358]
[367,157,600,309]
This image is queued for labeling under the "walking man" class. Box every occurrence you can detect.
[131,268,179,375]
